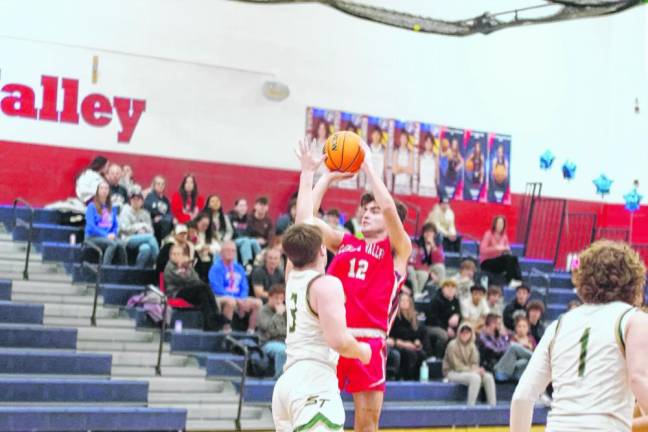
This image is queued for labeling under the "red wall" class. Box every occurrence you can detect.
[1,139,647,244]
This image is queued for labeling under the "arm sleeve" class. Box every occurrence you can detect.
[118,209,135,236]
[170,194,183,220]
[223,215,234,241]
[85,206,110,238]
[109,208,119,235]
[479,231,499,257]
[208,264,225,296]
[239,267,249,298]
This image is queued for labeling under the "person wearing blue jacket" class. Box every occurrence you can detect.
[85,181,127,265]
[209,240,261,333]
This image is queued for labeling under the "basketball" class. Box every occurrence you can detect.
[466,159,474,172]
[323,131,365,173]
[494,164,507,183]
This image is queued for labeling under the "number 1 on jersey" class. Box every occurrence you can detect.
[578,327,591,377]
[288,292,297,333]
[348,258,369,280]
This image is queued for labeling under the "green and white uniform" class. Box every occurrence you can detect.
[272,269,344,432]
[514,301,638,432]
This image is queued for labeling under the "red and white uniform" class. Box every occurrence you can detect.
[327,233,405,393]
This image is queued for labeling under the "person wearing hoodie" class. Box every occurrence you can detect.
[118,186,159,268]
[84,180,127,265]
[75,156,109,204]
[425,279,461,358]
[443,322,497,406]
[144,175,174,244]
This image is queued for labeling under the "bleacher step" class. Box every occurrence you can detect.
[108,351,192,367]
[148,403,263,420]
[185,418,275,432]
[1,272,72,282]
[77,327,156,343]
[148,392,237,404]
[13,292,100,305]
[147,377,227,393]
[112,365,205,378]
[78,340,169,353]
[0,262,65,275]
[43,303,120,319]
[11,282,89,296]
[43,316,135,328]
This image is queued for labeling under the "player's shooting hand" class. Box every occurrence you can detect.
[295,137,323,173]
[359,342,372,365]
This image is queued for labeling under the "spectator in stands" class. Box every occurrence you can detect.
[76,156,109,203]
[157,224,195,275]
[164,244,220,331]
[461,285,490,330]
[203,195,233,246]
[425,279,461,358]
[208,240,262,333]
[275,199,296,236]
[171,174,204,224]
[526,300,545,343]
[257,284,287,379]
[246,196,273,251]
[452,258,477,302]
[324,209,345,232]
[486,285,504,316]
[492,316,534,382]
[192,212,221,281]
[408,222,446,297]
[144,175,173,244]
[478,313,510,373]
[120,165,135,191]
[388,293,426,380]
[118,186,159,268]
[567,299,582,311]
[443,323,497,406]
[426,197,461,252]
[250,248,284,301]
[84,181,127,265]
[106,164,129,210]
[479,215,522,286]
[343,205,363,239]
[503,285,530,331]
[229,198,261,267]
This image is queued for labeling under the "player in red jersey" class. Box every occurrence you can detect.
[294,138,412,432]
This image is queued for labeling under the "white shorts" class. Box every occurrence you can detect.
[272,360,345,432]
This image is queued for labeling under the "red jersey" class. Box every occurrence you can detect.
[327,233,404,333]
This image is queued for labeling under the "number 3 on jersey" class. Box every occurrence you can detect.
[348,258,369,280]
[288,293,297,333]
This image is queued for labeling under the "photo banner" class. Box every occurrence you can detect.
[438,126,465,200]
[487,133,512,204]
[306,107,336,182]
[392,120,419,195]
[417,123,440,198]
[334,111,367,189]
[362,116,392,190]
[462,130,488,202]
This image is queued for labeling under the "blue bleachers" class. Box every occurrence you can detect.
[0,301,44,324]
[0,325,77,350]
[13,224,81,244]
[101,284,146,306]
[0,206,63,231]
[0,407,187,432]
[0,279,12,301]
[72,264,157,285]
[0,351,112,376]
[41,242,82,263]
[170,330,258,353]
[194,353,245,377]
[0,378,148,403]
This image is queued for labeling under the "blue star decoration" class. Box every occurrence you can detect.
[592,174,613,198]
[562,160,576,180]
[624,188,643,212]
[540,150,555,170]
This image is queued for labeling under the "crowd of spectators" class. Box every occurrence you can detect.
[76,156,551,389]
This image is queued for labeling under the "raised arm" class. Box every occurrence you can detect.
[294,138,345,251]
[627,311,648,414]
[311,275,371,364]
[361,142,412,274]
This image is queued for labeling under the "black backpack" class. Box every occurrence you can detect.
[230,338,271,378]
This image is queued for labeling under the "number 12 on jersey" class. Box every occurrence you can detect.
[348,258,369,280]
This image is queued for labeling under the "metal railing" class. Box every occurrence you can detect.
[226,335,250,432]
[12,198,34,280]
[143,284,168,376]
[529,267,551,305]
[81,240,103,327]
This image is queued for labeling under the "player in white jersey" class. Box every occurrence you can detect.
[510,241,648,432]
[272,223,372,432]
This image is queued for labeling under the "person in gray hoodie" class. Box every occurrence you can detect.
[443,322,497,406]
[119,186,159,268]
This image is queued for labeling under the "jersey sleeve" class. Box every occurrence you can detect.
[512,319,557,402]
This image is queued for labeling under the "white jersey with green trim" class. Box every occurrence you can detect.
[546,301,637,431]
[284,269,339,373]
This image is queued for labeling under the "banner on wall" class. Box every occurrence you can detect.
[438,126,465,200]
[305,107,511,204]
[417,123,440,198]
[487,133,512,204]
[463,130,488,202]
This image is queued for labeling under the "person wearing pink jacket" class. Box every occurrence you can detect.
[479,216,522,286]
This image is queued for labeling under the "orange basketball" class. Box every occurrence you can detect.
[323,131,365,173]
[466,159,474,172]
[494,165,507,184]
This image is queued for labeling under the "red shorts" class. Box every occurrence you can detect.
[337,337,386,393]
